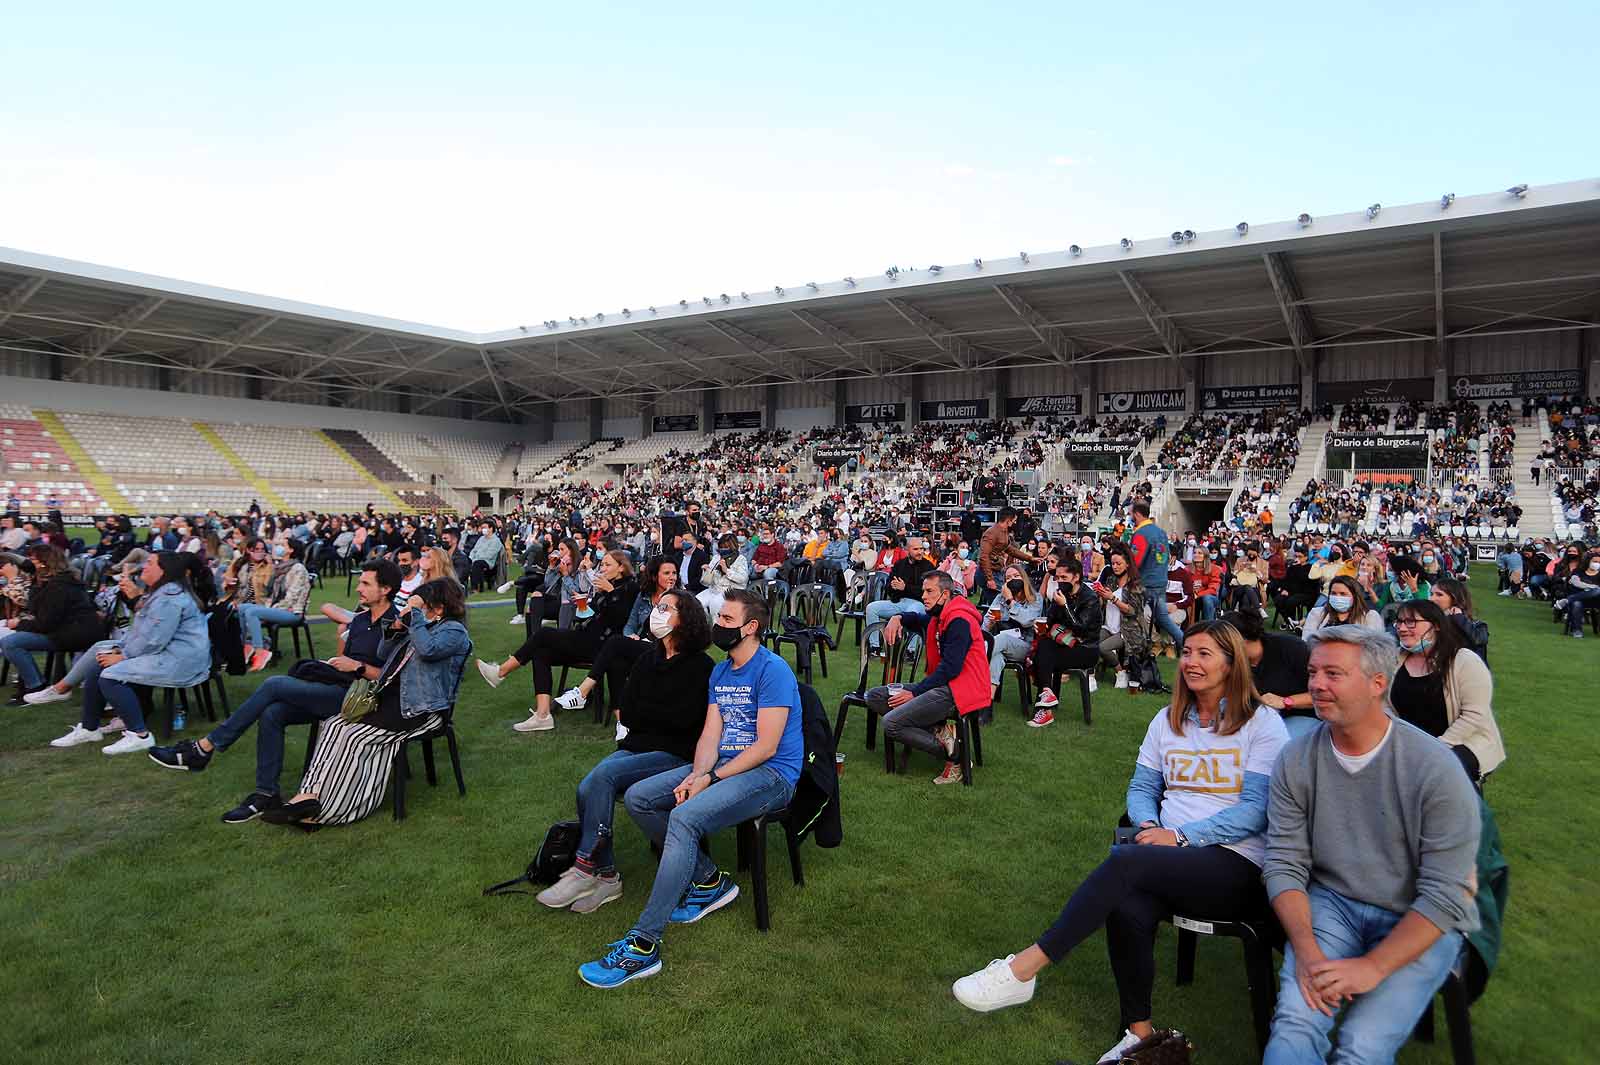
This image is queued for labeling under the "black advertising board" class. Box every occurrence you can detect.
[1004,393,1082,417]
[1200,383,1301,410]
[713,410,762,430]
[844,402,906,424]
[651,414,700,432]
[1317,378,1434,404]
[1064,439,1139,458]
[1450,369,1583,400]
[813,448,858,468]
[1325,432,1429,453]
[1095,389,1187,415]
[918,398,991,421]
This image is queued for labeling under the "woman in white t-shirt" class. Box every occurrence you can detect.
[951,618,1288,1064]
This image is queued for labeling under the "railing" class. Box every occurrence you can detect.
[1176,470,1238,490]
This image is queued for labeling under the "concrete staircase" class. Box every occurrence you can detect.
[491,442,524,485]
[192,423,288,510]
[313,430,414,513]
[32,410,132,512]
[1510,428,1552,542]
[1271,419,1335,534]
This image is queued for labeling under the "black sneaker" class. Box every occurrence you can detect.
[148,739,212,772]
[221,793,283,824]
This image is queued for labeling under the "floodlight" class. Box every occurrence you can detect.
[679,299,688,308]
[774,285,785,296]
[1183,229,1195,242]
[622,309,632,317]
[1069,244,1082,256]
[1506,184,1528,198]
[807,281,819,291]
[1440,193,1455,209]
[1119,238,1133,250]
[1366,203,1381,220]
[1171,231,1184,244]
[1019,251,1030,263]
[973,258,983,268]
[1235,222,1248,236]
[928,264,943,274]
[843,277,856,287]
[720,293,731,304]
[1297,213,1313,227]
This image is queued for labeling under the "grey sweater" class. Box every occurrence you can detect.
[1264,717,1481,934]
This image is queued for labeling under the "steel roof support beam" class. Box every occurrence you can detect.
[884,297,971,371]
[788,309,889,377]
[0,276,45,330]
[265,330,374,399]
[992,285,1082,379]
[189,314,279,372]
[1261,253,1315,374]
[479,348,516,418]
[703,319,805,382]
[1117,271,1189,378]
[559,337,665,392]
[365,343,460,394]
[414,370,495,414]
[69,295,167,378]
[631,330,738,387]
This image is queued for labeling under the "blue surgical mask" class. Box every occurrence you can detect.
[957,548,970,559]
[1327,593,1355,613]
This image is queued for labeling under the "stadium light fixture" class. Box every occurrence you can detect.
[928,264,943,274]
[1506,184,1528,198]
[1366,203,1381,220]
[720,293,731,304]
[973,258,983,269]
[702,297,712,306]
[596,312,605,320]
[649,306,657,314]
[678,299,688,309]
[807,281,819,291]
[1069,244,1082,256]
[1183,229,1196,242]
[885,266,900,279]
[1119,238,1133,251]
[844,277,856,287]
[1440,193,1455,209]
[1297,213,1313,228]
[775,285,785,296]
[622,309,632,317]
[569,316,578,325]
[1235,222,1249,236]
[1171,231,1184,244]
[1019,251,1030,263]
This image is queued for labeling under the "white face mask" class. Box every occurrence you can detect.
[1327,593,1355,613]
[648,606,674,640]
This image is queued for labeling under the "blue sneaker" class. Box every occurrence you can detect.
[578,934,661,989]
[668,871,740,924]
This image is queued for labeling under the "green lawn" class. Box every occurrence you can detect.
[2,565,1594,1064]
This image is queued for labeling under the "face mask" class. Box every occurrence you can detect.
[272,544,287,558]
[1422,554,1435,565]
[926,597,945,617]
[594,549,605,561]
[1398,633,1434,654]
[1327,593,1355,613]
[1588,562,1600,576]
[648,607,674,640]
[1007,579,1025,596]
[711,622,747,652]
[719,549,737,560]
[1081,543,1093,553]
[957,547,969,559]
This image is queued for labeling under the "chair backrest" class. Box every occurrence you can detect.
[863,571,892,607]
[792,584,834,626]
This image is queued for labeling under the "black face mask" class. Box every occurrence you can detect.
[1007,579,1025,596]
[926,596,946,617]
[711,623,747,652]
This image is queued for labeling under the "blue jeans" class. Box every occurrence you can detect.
[206,674,345,796]
[81,671,147,734]
[1264,884,1463,1065]
[865,598,925,649]
[623,760,794,942]
[1196,594,1219,621]
[1565,587,1600,632]
[1148,587,1185,649]
[3,630,56,689]
[237,605,303,650]
[1282,714,1321,742]
[576,749,690,874]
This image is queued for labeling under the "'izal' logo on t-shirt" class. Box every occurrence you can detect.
[1165,747,1243,794]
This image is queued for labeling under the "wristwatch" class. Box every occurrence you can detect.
[706,769,721,787]
[1174,829,1190,847]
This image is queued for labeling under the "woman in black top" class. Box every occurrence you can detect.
[550,555,679,733]
[1224,609,1312,734]
[3,545,103,703]
[1429,576,1488,665]
[483,550,639,732]
[1029,556,1104,721]
[535,588,714,911]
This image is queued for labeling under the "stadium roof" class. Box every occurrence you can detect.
[2,178,1598,422]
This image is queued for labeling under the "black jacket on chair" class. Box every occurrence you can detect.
[791,683,842,848]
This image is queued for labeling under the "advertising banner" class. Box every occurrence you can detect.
[1449,369,1583,400]
[651,414,700,432]
[1004,393,1082,417]
[844,402,907,424]
[1095,389,1187,415]
[1326,432,1429,452]
[1064,440,1139,458]
[813,448,858,468]
[712,410,762,430]
[1317,378,1433,404]
[919,399,991,421]
[1201,383,1301,410]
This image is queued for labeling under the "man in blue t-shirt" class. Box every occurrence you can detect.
[580,588,802,989]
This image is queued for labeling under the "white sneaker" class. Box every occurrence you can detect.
[477,659,504,689]
[513,710,555,733]
[952,955,1036,1012]
[23,686,71,705]
[554,687,587,711]
[497,581,515,594]
[508,614,525,626]
[1114,671,1129,689]
[1088,675,1099,693]
[50,724,104,748]
[103,731,155,756]
[1099,1029,1144,1063]
[102,717,127,733]
[614,721,629,742]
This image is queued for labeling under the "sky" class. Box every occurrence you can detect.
[2,1,1595,332]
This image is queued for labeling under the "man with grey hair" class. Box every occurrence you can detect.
[1262,624,1481,1065]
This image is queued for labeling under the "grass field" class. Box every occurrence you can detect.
[2,562,1595,1064]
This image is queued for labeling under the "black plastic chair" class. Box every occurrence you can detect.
[134,678,220,741]
[1167,910,1281,1055]
[734,804,805,933]
[556,661,607,724]
[264,616,317,660]
[773,584,835,684]
[883,703,984,785]
[833,621,913,751]
[1,646,74,689]
[835,571,890,648]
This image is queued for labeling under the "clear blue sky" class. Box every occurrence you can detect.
[2,1,1594,330]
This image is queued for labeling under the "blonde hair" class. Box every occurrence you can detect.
[1166,620,1260,738]
[420,547,462,587]
[1002,565,1036,604]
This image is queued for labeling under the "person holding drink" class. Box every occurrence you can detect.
[983,565,1042,704]
[1028,556,1105,726]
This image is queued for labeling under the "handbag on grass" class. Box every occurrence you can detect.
[1061,1029,1195,1065]
[482,820,581,894]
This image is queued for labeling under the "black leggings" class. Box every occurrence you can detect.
[1032,639,1101,688]
[589,635,651,709]
[1035,843,1262,1029]
[513,626,604,696]
[513,578,552,616]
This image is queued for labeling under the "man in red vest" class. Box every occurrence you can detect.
[874,571,991,784]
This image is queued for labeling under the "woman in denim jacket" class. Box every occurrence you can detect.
[45,552,212,756]
[266,579,471,827]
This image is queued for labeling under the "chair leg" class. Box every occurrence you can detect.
[833,702,850,750]
[1413,1000,1436,1044]
[159,687,176,740]
[1079,670,1093,726]
[882,731,897,774]
[290,625,302,658]
[971,717,983,767]
[736,819,753,872]
[213,671,231,715]
[1441,974,1475,1065]
[303,719,321,776]
[1242,935,1276,1055]
[866,708,879,752]
[753,819,771,932]
[1175,929,1198,985]
[445,726,466,796]
[421,736,438,786]
[958,717,973,786]
[303,623,315,658]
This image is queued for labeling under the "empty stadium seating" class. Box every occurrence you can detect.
[55,412,235,478]
[207,423,349,481]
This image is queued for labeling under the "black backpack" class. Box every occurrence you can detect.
[1128,651,1170,694]
[483,820,580,895]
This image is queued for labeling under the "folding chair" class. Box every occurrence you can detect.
[833,621,912,750]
